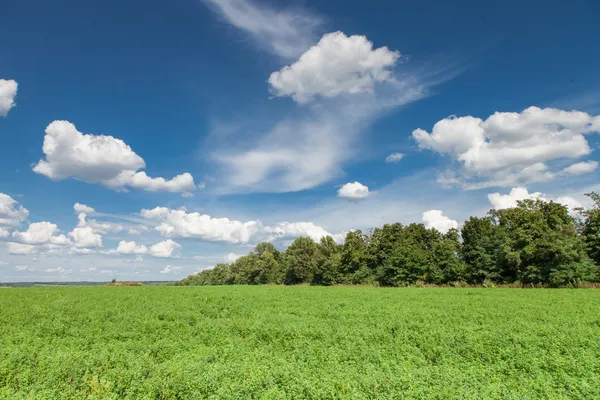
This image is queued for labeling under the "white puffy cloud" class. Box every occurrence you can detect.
[116,240,148,255]
[8,242,38,255]
[413,107,600,188]
[74,203,95,214]
[0,193,29,228]
[560,161,598,176]
[385,153,404,163]
[150,240,182,258]
[141,206,342,244]
[487,187,584,215]
[141,207,260,244]
[338,181,369,199]
[112,239,181,258]
[422,210,458,234]
[225,253,243,262]
[68,227,102,248]
[487,187,545,210]
[76,213,122,235]
[203,0,321,59]
[0,79,18,117]
[264,221,332,242]
[555,196,583,214]
[11,222,71,245]
[268,31,400,103]
[0,227,8,238]
[32,121,197,195]
[160,265,183,274]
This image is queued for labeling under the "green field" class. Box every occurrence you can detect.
[1,287,599,399]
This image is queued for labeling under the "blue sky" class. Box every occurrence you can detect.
[1,0,599,281]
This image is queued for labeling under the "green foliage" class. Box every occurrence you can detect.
[179,198,600,288]
[1,286,600,398]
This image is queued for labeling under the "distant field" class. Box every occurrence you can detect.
[1,287,599,399]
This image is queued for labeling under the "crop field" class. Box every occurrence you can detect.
[1,286,599,399]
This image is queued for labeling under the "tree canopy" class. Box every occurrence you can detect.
[178,195,600,288]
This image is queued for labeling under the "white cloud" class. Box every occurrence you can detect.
[487,187,545,210]
[385,152,404,163]
[160,265,183,274]
[15,265,36,271]
[45,267,72,274]
[338,181,369,200]
[8,242,38,255]
[33,121,197,195]
[0,228,9,238]
[0,193,29,228]
[487,187,584,215]
[264,221,332,242]
[203,0,321,59]
[560,161,598,176]
[213,32,431,194]
[74,203,95,214]
[116,240,148,255]
[413,107,600,188]
[141,207,260,244]
[123,255,144,264]
[224,253,243,262]
[68,227,102,248]
[422,210,458,234]
[149,240,182,258]
[269,31,400,103]
[128,225,150,236]
[76,213,122,235]
[555,196,583,214]
[11,222,71,245]
[0,79,18,117]
[141,206,341,244]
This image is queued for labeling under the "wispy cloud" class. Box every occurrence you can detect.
[202,0,322,59]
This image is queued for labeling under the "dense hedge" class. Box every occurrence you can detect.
[178,194,600,288]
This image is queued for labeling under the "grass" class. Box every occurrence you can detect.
[0,286,599,399]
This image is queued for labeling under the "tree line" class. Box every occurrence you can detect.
[177,193,600,288]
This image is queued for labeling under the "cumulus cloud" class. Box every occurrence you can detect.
[203,0,321,59]
[385,152,404,163]
[269,32,400,103]
[68,227,102,248]
[559,161,598,176]
[11,222,71,245]
[141,207,260,244]
[0,193,29,228]
[141,206,341,244]
[112,239,181,258]
[8,242,38,255]
[264,221,333,242]
[160,265,183,274]
[487,187,583,215]
[0,227,9,238]
[413,107,600,188]
[487,187,545,210]
[0,79,18,117]
[225,253,243,262]
[76,213,122,235]
[338,181,369,200]
[32,121,197,195]
[116,240,148,255]
[150,240,182,258]
[422,210,458,234]
[74,203,95,214]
